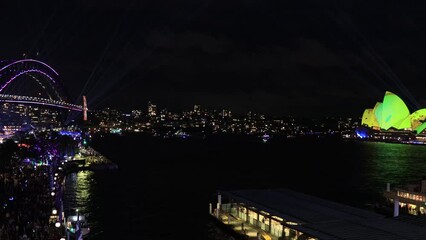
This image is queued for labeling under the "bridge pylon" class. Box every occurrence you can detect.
[83,96,88,121]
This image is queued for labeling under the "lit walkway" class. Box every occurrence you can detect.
[213,212,276,240]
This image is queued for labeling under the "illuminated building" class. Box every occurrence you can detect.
[357,91,426,142]
[360,91,426,133]
[221,109,231,118]
[194,104,201,114]
[147,101,157,117]
[384,179,426,216]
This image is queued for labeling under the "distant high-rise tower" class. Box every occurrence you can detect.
[148,101,157,117]
[194,104,201,114]
[221,109,231,118]
[83,96,88,121]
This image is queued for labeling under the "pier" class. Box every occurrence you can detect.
[63,146,118,173]
[211,188,426,240]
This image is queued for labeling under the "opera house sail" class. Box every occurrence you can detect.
[357,91,426,144]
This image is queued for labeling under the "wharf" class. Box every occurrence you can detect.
[63,146,118,173]
[210,213,275,240]
[211,188,426,240]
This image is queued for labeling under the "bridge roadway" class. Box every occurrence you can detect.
[0,94,83,111]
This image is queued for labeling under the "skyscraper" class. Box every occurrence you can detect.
[147,101,157,117]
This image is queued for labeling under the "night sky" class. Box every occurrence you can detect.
[2,0,426,118]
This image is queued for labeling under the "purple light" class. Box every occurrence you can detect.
[59,130,81,137]
[0,59,59,76]
[0,59,81,111]
[0,69,56,92]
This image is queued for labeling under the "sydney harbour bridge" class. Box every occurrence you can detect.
[0,59,88,122]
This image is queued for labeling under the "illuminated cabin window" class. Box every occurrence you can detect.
[248,209,257,221]
[397,191,426,202]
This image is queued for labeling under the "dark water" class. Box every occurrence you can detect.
[63,134,426,240]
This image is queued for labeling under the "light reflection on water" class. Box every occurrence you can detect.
[364,142,426,185]
[63,170,98,238]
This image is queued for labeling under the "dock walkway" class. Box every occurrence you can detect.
[213,212,276,240]
[64,146,118,173]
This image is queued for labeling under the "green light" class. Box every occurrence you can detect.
[362,91,418,131]
[377,91,410,130]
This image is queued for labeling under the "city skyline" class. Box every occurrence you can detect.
[89,100,360,120]
[2,0,426,118]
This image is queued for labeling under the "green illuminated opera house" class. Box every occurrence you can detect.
[361,91,426,134]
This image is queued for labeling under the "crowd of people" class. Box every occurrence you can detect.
[0,161,64,239]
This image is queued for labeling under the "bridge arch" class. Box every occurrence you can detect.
[0,59,70,102]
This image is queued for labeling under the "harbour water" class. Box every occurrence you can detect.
[63,134,426,239]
